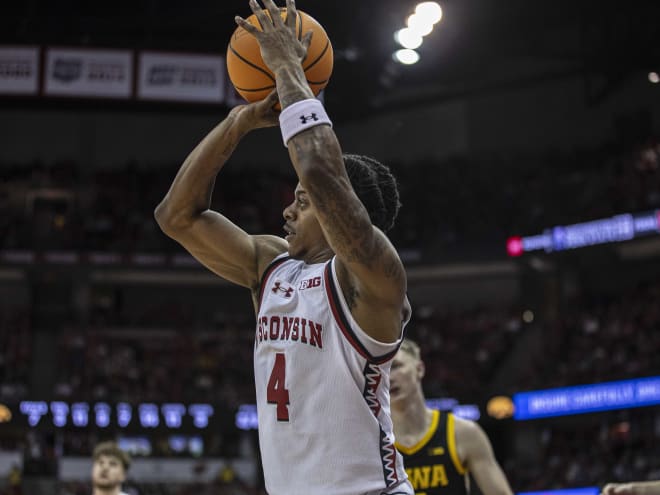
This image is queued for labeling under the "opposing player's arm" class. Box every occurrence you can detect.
[455,418,513,495]
[155,94,288,290]
[602,482,660,495]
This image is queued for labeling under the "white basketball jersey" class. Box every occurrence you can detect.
[254,254,411,495]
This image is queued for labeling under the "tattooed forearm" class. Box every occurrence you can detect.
[311,179,376,261]
[290,129,392,266]
[275,66,314,108]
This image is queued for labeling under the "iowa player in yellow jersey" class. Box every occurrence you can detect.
[391,339,513,495]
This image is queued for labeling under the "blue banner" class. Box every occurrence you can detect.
[514,376,660,420]
[518,487,600,495]
[507,209,660,256]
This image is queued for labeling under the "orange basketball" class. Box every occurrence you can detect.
[227,9,333,103]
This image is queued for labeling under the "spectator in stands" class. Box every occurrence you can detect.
[91,441,131,495]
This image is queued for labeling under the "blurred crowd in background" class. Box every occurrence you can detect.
[1,136,659,494]
[0,137,658,256]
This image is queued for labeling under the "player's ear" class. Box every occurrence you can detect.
[417,360,425,380]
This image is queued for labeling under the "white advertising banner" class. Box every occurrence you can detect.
[138,52,225,103]
[44,48,133,98]
[0,46,39,94]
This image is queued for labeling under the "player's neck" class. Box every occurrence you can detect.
[392,389,430,438]
[299,244,334,265]
[93,486,121,495]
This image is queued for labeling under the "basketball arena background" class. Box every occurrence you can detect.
[1,1,659,494]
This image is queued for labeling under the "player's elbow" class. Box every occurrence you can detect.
[154,198,192,237]
[476,467,514,495]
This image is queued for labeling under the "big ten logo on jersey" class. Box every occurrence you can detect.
[299,276,321,290]
[406,464,449,493]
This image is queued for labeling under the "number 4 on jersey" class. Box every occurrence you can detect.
[267,353,290,421]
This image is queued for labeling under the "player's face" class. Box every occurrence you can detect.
[282,183,331,260]
[389,349,423,405]
[92,454,126,490]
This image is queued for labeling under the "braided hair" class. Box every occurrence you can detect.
[342,153,401,233]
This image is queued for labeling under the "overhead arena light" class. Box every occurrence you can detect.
[393,49,420,65]
[406,13,434,37]
[415,2,443,24]
[394,28,423,49]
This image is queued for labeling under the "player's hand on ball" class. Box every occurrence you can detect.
[227,0,332,103]
[235,0,313,74]
[231,89,280,130]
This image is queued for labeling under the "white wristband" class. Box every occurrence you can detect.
[279,98,332,147]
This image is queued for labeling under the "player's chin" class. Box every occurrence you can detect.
[286,237,301,257]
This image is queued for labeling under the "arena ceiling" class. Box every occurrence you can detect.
[3,0,660,121]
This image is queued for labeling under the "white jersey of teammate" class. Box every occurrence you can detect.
[254,254,413,495]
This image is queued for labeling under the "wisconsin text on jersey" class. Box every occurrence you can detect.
[255,315,323,348]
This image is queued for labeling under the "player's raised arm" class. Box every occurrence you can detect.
[288,137,407,339]
[235,0,407,342]
[155,92,287,293]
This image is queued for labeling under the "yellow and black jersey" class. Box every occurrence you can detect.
[395,410,468,495]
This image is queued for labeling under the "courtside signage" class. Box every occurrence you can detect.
[18,400,213,429]
[137,52,225,103]
[44,48,133,98]
[0,46,39,94]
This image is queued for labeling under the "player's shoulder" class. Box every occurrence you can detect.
[254,234,288,253]
[452,413,473,427]
[452,414,485,440]
[453,415,493,455]
[254,234,289,267]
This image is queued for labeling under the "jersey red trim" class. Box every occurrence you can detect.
[257,255,291,309]
[323,261,400,364]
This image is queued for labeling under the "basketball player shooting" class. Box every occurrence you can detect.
[155,0,413,494]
